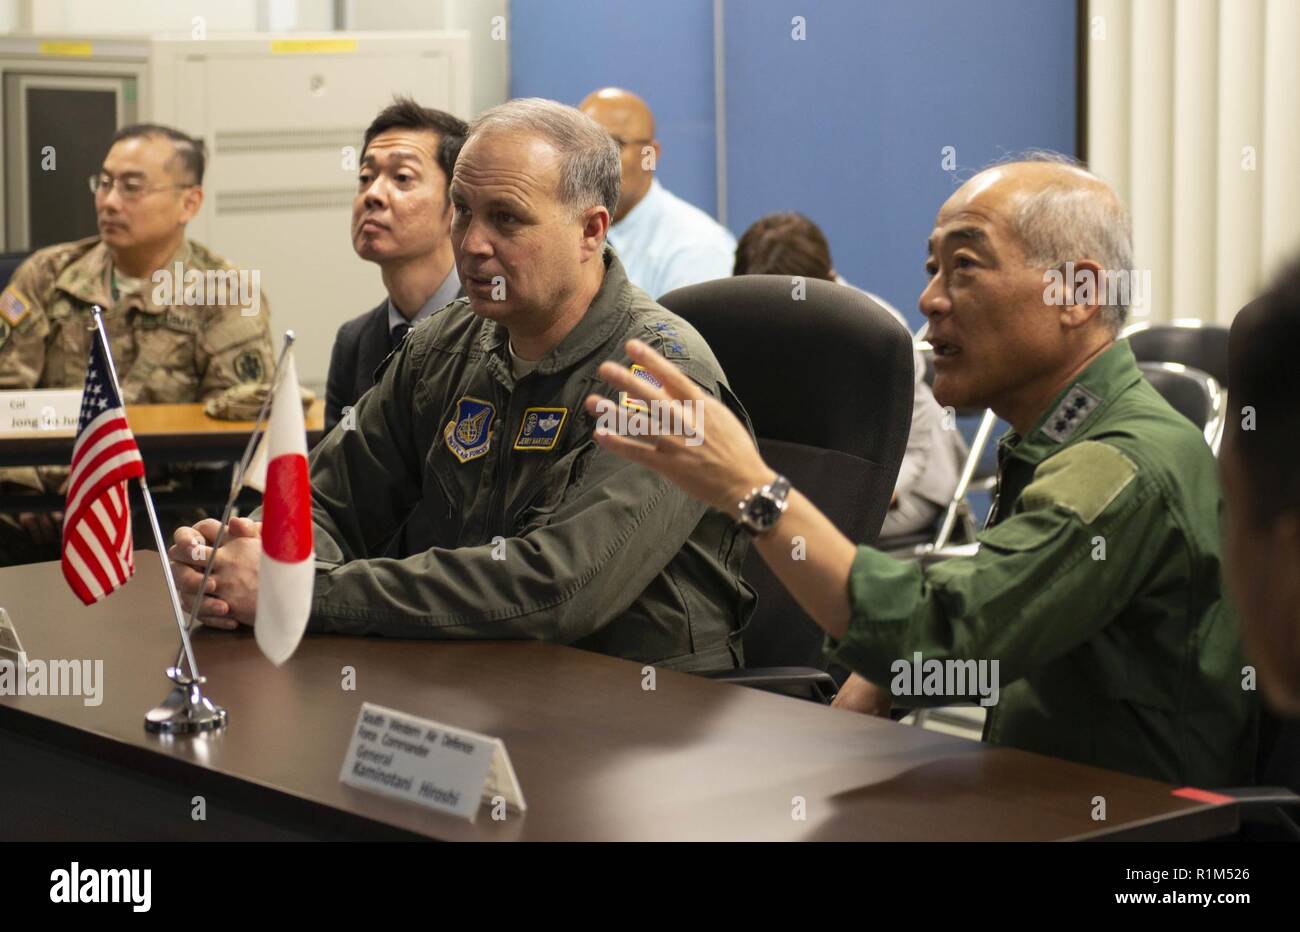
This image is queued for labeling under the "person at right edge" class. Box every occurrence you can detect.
[585,154,1256,786]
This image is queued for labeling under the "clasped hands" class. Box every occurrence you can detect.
[166,515,263,629]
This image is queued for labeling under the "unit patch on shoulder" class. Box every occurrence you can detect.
[0,286,31,327]
[619,364,663,412]
[1039,383,1102,444]
[234,350,265,383]
[444,396,496,463]
[514,406,568,451]
[1021,440,1137,524]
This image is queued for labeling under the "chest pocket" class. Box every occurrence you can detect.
[45,304,93,387]
[510,443,592,535]
[122,312,199,402]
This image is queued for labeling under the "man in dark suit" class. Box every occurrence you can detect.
[325,98,468,432]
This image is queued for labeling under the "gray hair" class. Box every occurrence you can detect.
[992,149,1135,334]
[467,97,621,221]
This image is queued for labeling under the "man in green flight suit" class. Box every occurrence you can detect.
[168,98,754,672]
[584,154,1257,786]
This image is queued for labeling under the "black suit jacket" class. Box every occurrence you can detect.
[325,283,466,432]
[324,299,392,433]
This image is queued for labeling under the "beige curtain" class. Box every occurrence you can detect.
[1087,0,1300,324]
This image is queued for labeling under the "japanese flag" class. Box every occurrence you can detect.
[253,349,314,666]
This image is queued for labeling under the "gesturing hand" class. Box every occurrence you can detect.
[583,338,775,515]
[167,516,263,629]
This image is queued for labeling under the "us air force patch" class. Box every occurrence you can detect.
[444,396,495,463]
[0,286,31,327]
[619,364,663,413]
[514,406,568,451]
[1040,383,1102,444]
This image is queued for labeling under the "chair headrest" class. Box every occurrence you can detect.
[658,275,913,464]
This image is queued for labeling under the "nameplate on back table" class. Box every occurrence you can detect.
[0,390,82,433]
[339,702,526,822]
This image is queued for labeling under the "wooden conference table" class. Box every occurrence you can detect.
[0,560,1239,842]
[0,399,327,467]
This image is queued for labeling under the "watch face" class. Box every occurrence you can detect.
[745,494,781,529]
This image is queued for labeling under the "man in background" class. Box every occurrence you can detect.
[579,87,734,299]
[733,211,964,541]
[324,97,467,433]
[0,123,273,564]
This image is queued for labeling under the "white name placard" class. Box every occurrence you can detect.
[0,389,82,433]
[339,702,525,822]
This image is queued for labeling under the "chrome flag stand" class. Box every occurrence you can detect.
[144,329,295,735]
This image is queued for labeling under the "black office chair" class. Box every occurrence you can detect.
[1136,361,1224,452]
[658,275,913,702]
[1121,318,1230,390]
[0,252,29,291]
[1215,710,1300,841]
[885,324,997,561]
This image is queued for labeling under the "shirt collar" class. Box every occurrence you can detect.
[998,340,1144,466]
[387,264,460,333]
[477,245,630,377]
[612,178,663,234]
[56,238,194,313]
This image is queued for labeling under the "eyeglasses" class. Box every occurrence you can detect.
[88,173,195,200]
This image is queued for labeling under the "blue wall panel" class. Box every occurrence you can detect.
[723,0,1077,329]
[509,0,720,218]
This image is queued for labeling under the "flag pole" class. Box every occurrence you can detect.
[89,307,225,734]
[171,331,295,677]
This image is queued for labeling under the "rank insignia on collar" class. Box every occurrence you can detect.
[514,406,568,451]
[660,338,689,360]
[1040,383,1102,444]
[444,396,496,463]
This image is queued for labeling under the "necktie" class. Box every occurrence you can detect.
[390,322,412,350]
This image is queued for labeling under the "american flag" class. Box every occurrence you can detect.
[61,330,145,605]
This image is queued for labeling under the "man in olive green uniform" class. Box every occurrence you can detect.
[0,123,274,564]
[586,155,1256,785]
[169,99,753,672]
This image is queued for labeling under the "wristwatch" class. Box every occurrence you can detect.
[736,474,792,536]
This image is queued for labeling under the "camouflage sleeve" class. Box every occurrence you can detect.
[827,440,1166,703]
[194,289,275,403]
[0,254,55,492]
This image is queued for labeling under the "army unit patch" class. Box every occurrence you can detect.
[0,286,31,327]
[619,364,663,413]
[234,349,265,383]
[444,396,495,463]
[514,406,568,451]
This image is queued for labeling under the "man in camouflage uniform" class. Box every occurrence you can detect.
[586,156,1257,786]
[0,123,274,564]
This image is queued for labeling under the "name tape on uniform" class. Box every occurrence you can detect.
[0,389,83,434]
[339,702,525,821]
